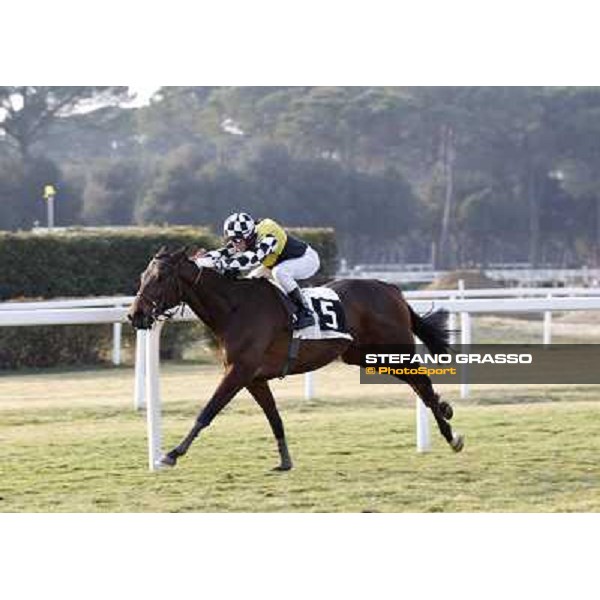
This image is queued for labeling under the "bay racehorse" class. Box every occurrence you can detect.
[128,247,464,470]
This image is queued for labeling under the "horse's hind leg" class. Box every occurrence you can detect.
[340,347,463,451]
[247,380,293,471]
[400,373,464,452]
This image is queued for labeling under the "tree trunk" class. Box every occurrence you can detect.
[596,194,600,268]
[528,170,540,267]
[16,137,32,165]
[437,125,455,269]
[481,235,489,269]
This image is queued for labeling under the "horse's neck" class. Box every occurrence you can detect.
[180,265,238,335]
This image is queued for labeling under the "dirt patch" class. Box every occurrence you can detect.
[555,310,600,324]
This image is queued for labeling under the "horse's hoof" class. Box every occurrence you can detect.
[272,463,293,472]
[154,460,173,470]
[159,453,177,467]
[450,434,464,453]
[439,401,453,420]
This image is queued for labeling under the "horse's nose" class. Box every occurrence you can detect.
[127,305,137,324]
[129,311,152,330]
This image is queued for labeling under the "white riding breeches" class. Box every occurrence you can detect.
[272,246,320,293]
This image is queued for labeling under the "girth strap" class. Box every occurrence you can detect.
[280,335,301,379]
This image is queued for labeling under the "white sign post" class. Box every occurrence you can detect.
[43,184,56,230]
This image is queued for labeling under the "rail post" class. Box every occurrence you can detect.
[145,321,164,471]
[133,329,146,410]
[416,396,431,452]
[304,372,315,400]
[543,293,552,346]
[112,321,122,366]
[456,279,470,398]
[448,294,457,346]
[415,343,431,452]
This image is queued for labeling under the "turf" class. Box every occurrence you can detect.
[1,363,599,512]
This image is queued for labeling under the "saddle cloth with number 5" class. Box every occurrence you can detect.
[293,287,353,341]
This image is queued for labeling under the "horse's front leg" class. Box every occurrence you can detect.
[160,362,256,467]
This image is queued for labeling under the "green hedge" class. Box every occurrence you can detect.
[0,225,337,369]
[0,325,113,369]
[287,227,337,280]
[0,322,208,369]
[0,226,218,300]
[0,225,337,300]
[0,225,336,300]
[0,226,217,369]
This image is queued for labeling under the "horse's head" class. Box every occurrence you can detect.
[128,246,192,330]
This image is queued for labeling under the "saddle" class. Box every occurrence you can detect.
[268,281,352,340]
[231,277,352,377]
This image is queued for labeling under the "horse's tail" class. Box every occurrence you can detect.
[407,305,453,355]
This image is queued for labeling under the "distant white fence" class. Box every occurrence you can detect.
[403,286,600,299]
[339,264,600,285]
[2,290,600,468]
[0,296,132,366]
[0,296,132,310]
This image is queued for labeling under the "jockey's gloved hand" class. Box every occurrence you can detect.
[213,258,227,274]
[213,258,239,279]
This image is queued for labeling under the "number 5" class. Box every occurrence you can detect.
[319,300,338,329]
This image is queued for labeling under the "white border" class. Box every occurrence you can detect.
[1,515,596,600]
[2,1,597,597]
[3,1,599,84]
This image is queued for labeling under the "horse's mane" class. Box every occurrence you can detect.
[190,261,273,289]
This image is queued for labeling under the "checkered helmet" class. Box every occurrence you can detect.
[223,212,256,240]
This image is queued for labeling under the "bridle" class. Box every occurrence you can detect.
[136,256,202,322]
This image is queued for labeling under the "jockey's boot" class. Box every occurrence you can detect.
[288,287,316,330]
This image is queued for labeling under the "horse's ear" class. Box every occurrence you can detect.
[174,246,190,262]
[183,244,199,260]
[155,245,169,258]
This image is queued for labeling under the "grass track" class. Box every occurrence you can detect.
[1,363,599,512]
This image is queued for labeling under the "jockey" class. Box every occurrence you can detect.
[198,212,320,330]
